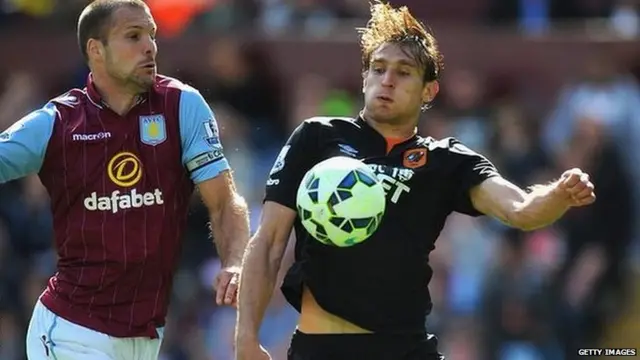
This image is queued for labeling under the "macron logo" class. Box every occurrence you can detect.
[72,132,111,141]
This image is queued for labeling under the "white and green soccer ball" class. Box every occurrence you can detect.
[296,156,386,247]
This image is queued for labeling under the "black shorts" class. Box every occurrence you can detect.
[287,331,444,360]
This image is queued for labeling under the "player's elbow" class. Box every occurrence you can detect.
[480,192,541,231]
[508,219,542,232]
[244,225,287,273]
[248,229,278,262]
[479,200,530,231]
[504,205,545,232]
[244,201,295,271]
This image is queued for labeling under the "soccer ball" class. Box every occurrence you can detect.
[296,156,386,247]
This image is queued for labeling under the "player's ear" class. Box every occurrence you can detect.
[87,39,102,59]
[422,80,439,103]
[86,39,104,61]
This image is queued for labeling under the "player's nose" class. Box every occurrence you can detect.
[142,36,157,56]
[381,72,395,88]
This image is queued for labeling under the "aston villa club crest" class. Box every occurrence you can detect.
[140,114,167,146]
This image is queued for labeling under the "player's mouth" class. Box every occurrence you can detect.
[376,95,393,103]
[140,62,156,70]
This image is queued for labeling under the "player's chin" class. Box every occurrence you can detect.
[368,106,401,123]
[134,74,156,90]
[137,66,156,77]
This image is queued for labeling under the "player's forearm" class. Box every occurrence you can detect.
[236,233,285,342]
[210,192,250,267]
[510,182,570,231]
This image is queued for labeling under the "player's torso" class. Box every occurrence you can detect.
[39,87,193,262]
[290,117,464,332]
[305,117,457,256]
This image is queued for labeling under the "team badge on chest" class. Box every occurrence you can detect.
[402,148,427,169]
[140,114,167,146]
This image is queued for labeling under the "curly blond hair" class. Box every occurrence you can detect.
[357,1,444,82]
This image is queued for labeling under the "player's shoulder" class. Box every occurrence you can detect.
[46,89,97,129]
[303,116,358,127]
[49,89,86,110]
[298,116,359,132]
[287,116,358,141]
[154,75,208,111]
[303,116,357,126]
[29,90,83,127]
[2,101,58,137]
[154,74,200,97]
[155,74,187,90]
[425,136,485,158]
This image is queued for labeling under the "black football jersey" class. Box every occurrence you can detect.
[264,116,500,333]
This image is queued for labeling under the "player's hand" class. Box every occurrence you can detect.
[554,168,596,207]
[214,265,241,307]
[235,342,272,360]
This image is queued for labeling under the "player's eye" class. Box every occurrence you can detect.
[128,33,140,40]
[372,67,384,74]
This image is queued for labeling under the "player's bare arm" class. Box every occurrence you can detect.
[198,169,250,306]
[177,80,252,306]
[470,168,596,231]
[235,201,296,360]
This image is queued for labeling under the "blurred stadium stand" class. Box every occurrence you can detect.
[1,0,640,359]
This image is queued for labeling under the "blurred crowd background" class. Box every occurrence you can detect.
[1,0,640,359]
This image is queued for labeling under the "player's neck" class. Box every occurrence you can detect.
[91,72,141,116]
[361,111,418,139]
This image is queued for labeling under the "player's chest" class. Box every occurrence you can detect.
[58,112,183,179]
[66,110,175,149]
[316,140,453,206]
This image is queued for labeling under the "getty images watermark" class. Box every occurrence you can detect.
[578,348,637,357]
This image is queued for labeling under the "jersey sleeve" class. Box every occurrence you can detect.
[264,120,318,210]
[178,87,231,184]
[449,138,500,216]
[0,103,56,184]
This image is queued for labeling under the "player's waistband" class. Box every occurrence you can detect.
[290,330,441,359]
[39,290,163,339]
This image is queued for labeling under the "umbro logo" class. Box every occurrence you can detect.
[338,144,358,157]
[72,132,112,141]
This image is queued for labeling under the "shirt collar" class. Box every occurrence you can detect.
[85,73,149,110]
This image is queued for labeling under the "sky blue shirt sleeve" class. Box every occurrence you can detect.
[0,102,56,183]
[179,86,230,184]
